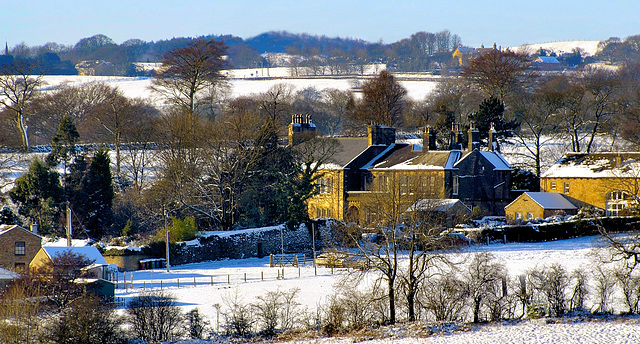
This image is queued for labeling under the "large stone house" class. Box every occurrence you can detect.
[0,224,41,272]
[540,152,640,216]
[302,118,512,225]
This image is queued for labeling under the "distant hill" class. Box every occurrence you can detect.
[511,40,601,56]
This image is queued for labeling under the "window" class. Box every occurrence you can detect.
[550,181,556,190]
[563,182,569,194]
[527,212,534,220]
[15,242,25,256]
[515,212,522,220]
[606,191,630,216]
[318,178,332,193]
[452,176,459,195]
[14,263,25,271]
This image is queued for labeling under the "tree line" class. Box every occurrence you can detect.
[3,29,464,75]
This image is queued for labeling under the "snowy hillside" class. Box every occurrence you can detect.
[511,40,601,56]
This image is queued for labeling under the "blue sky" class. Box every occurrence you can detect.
[2,0,639,48]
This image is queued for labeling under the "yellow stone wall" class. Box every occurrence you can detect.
[308,169,345,220]
[504,194,546,222]
[29,248,53,273]
[539,177,628,210]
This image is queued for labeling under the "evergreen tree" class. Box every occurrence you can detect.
[9,158,64,235]
[468,96,518,144]
[46,115,80,174]
[67,148,114,238]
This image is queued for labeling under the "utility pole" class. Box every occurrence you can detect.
[66,203,72,247]
[164,206,170,272]
[312,221,316,267]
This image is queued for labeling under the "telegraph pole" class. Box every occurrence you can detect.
[164,206,170,272]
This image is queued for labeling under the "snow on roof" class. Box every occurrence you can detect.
[199,224,285,239]
[454,150,511,170]
[42,246,108,266]
[409,198,469,212]
[361,144,397,170]
[0,267,18,280]
[0,224,41,238]
[541,152,640,178]
[509,192,578,210]
[535,56,560,64]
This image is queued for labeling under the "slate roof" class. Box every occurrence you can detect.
[0,224,41,238]
[41,246,108,266]
[371,144,462,170]
[509,192,578,210]
[322,137,370,168]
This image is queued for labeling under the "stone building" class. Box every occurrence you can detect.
[540,152,640,216]
[0,224,41,272]
[302,118,513,225]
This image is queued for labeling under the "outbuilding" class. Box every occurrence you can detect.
[504,192,581,223]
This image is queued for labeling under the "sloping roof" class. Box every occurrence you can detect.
[0,224,42,239]
[454,150,512,171]
[542,152,640,178]
[0,267,18,280]
[371,145,460,170]
[410,198,472,213]
[508,192,578,210]
[320,137,369,168]
[535,56,560,64]
[41,247,108,266]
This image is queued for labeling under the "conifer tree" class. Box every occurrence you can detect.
[468,96,518,143]
[9,158,63,235]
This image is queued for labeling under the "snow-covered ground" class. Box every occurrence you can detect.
[114,235,637,343]
[39,74,439,103]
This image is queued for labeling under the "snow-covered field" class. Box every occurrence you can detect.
[114,235,639,343]
[39,74,439,103]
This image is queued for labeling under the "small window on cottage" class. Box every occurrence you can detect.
[15,242,25,256]
[515,212,522,220]
[550,181,556,190]
[527,212,534,220]
[564,182,569,194]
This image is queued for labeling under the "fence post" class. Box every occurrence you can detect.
[314,265,317,276]
[244,273,247,282]
[261,271,263,281]
[298,267,301,278]
[161,280,163,290]
[177,278,180,288]
[228,275,230,284]
[194,277,196,287]
[211,276,214,286]
[143,281,146,290]
[269,254,273,267]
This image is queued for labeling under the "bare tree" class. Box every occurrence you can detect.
[463,252,507,322]
[0,61,45,149]
[350,70,407,127]
[127,291,184,343]
[462,49,531,101]
[152,38,227,114]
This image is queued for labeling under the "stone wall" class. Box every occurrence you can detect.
[172,221,336,265]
